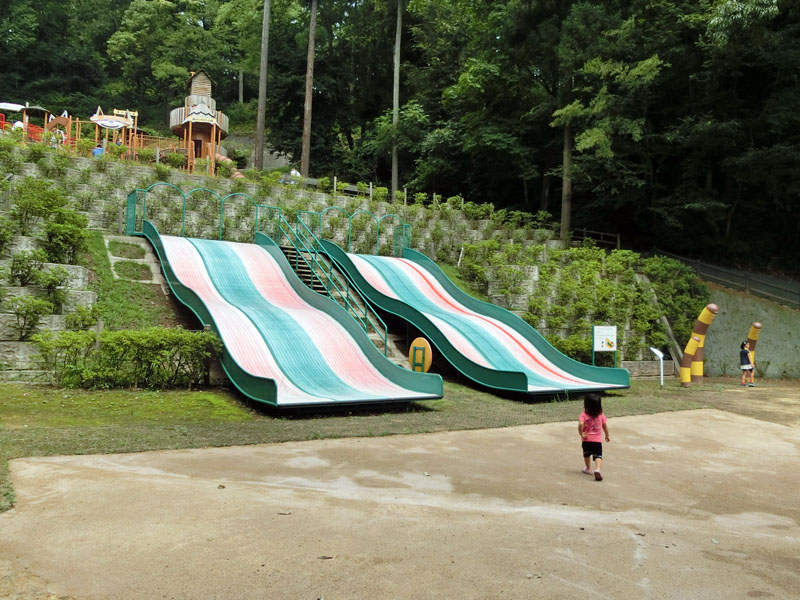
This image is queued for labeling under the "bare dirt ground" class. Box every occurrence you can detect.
[1,383,799,600]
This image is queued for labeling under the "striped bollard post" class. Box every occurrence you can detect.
[680,336,701,388]
[746,321,762,370]
[690,303,719,384]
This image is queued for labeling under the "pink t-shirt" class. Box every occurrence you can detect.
[579,412,607,443]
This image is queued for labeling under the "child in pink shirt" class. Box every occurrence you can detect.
[578,393,610,481]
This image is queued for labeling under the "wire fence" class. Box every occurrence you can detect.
[653,248,800,309]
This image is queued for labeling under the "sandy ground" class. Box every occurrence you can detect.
[2,390,800,599]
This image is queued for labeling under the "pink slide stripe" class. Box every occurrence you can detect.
[350,254,400,299]
[161,236,316,404]
[228,243,421,398]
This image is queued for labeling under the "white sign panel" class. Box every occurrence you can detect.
[593,325,618,352]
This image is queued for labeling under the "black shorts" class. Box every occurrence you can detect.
[582,441,603,460]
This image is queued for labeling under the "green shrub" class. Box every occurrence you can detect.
[32,327,223,389]
[154,163,171,181]
[0,216,15,255]
[65,305,100,331]
[26,142,49,163]
[463,201,494,220]
[554,334,593,362]
[194,158,211,174]
[94,155,111,172]
[40,209,89,264]
[374,186,389,203]
[35,265,71,312]
[7,296,54,340]
[37,152,71,177]
[0,134,18,157]
[137,148,155,163]
[10,177,68,235]
[9,249,48,286]
[458,260,488,289]
[216,160,235,178]
[165,153,186,168]
[76,138,96,157]
[316,176,331,192]
[109,143,128,158]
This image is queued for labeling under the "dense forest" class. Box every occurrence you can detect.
[1,0,798,274]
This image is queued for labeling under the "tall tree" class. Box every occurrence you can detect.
[255,0,272,170]
[391,0,404,197]
[300,0,318,176]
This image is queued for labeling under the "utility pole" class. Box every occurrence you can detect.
[255,0,272,170]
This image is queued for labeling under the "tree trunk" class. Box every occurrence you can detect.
[391,0,403,199]
[255,0,272,171]
[560,121,573,241]
[238,70,244,103]
[300,0,318,177]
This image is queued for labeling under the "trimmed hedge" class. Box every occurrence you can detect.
[32,327,223,389]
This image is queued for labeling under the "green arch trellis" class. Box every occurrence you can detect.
[125,183,412,255]
[126,183,281,242]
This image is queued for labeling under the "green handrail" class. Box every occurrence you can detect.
[278,215,389,355]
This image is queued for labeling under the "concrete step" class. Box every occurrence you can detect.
[0,369,54,383]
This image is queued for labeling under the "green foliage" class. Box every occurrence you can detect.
[9,249,48,286]
[25,143,49,163]
[641,256,710,343]
[0,216,15,255]
[32,328,223,389]
[10,177,68,235]
[547,334,594,364]
[316,176,331,193]
[154,163,171,181]
[137,148,155,163]
[216,160,235,178]
[75,138,94,157]
[165,153,186,169]
[7,296,54,340]
[40,209,89,264]
[374,187,389,203]
[330,179,347,196]
[462,201,494,220]
[108,144,128,158]
[34,265,71,312]
[65,305,100,331]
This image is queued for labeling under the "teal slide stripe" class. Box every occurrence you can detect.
[189,238,367,400]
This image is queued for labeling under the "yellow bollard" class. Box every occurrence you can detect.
[690,304,718,384]
[681,336,700,387]
[746,322,762,365]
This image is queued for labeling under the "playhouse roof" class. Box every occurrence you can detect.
[186,70,217,94]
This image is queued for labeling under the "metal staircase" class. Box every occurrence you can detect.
[273,214,390,356]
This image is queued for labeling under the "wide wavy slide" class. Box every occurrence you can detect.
[321,241,630,395]
[143,222,442,407]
